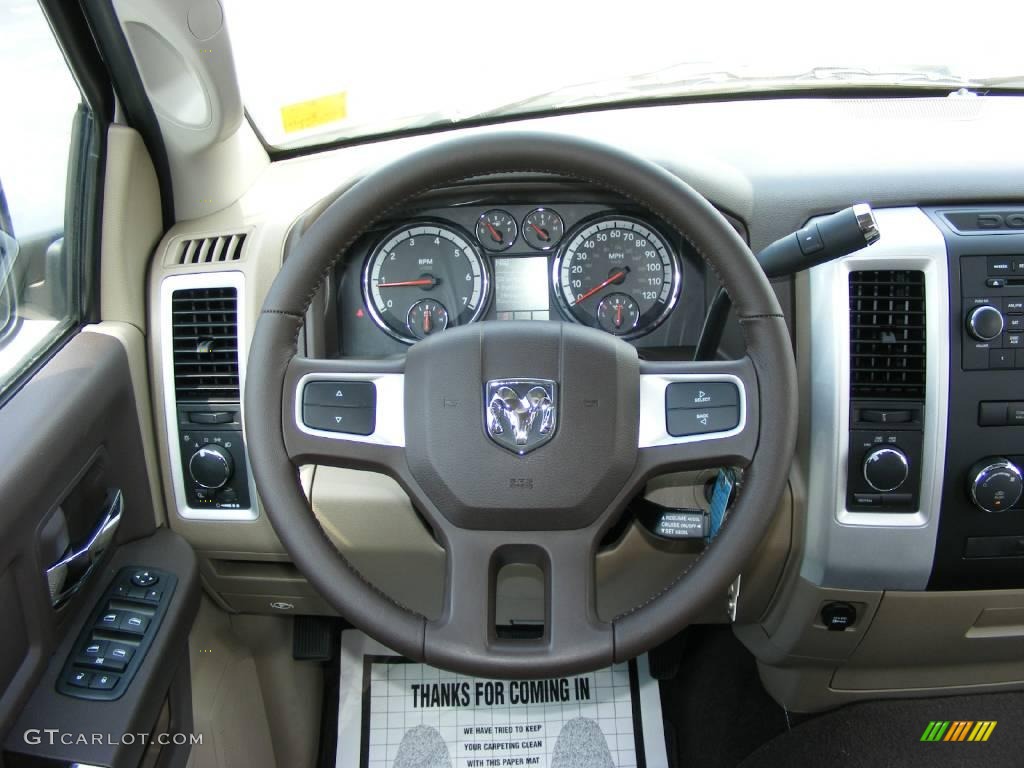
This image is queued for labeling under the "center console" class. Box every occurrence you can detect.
[928,207,1024,589]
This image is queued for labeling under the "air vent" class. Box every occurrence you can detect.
[176,233,247,265]
[849,270,926,399]
[171,287,240,401]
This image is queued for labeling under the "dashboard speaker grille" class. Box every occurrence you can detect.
[171,287,240,401]
[849,270,926,399]
[176,233,247,265]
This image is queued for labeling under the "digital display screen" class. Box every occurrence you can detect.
[493,257,550,320]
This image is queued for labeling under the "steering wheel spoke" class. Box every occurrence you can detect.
[282,355,406,468]
[637,356,759,473]
[424,530,613,677]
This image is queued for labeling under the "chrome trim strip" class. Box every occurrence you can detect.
[803,207,949,590]
[159,271,259,521]
[638,373,747,448]
[294,372,406,447]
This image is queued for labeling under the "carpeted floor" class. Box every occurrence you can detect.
[659,626,793,767]
[739,690,1024,768]
[659,626,1024,768]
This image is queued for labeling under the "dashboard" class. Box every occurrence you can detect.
[147,95,1024,713]
[326,187,718,358]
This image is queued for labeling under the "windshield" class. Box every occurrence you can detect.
[223,0,1023,150]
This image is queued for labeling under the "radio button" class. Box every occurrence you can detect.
[1009,403,1024,425]
[988,256,1013,276]
[979,402,1009,426]
[990,350,1014,368]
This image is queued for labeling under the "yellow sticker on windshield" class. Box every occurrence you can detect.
[280,92,348,134]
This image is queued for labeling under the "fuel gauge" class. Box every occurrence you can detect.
[476,209,517,252]
[407,299,449,339]
[596,293,640,335]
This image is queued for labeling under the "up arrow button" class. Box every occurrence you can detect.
[303,380,376,408]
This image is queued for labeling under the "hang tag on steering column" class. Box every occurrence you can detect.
[708,468,736,541]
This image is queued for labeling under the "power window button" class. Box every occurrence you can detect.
[96,610,121,630]
[119,613,150,634]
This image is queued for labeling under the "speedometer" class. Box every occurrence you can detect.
[553,216,680,337]
[363,222,489,344]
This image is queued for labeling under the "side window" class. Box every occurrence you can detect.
[0,1,89,394]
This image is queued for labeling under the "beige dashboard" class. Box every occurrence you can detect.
[131,96,1024,713]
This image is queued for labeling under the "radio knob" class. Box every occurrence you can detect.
[188,444,234,489]
[967,305,1004,342]
[969,459,1023,513]
[863,446,909,492]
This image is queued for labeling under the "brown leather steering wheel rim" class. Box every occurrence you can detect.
[245,131,797,677]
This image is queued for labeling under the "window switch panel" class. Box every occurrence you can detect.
[57,567,176,701]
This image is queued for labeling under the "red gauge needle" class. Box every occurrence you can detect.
[615,303,623,328]
[484,221,503,242]
[573,271,628,305]
[376,277,438,288]
[423,308,432,334]
[529,222,550,241]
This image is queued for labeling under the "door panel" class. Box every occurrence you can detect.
[0,330,160,738]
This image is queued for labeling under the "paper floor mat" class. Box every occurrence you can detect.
[337,630,668,768]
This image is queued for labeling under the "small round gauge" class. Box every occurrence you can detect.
[522,208,564,250]
[476,209,517,252]
[553,215,680,338]
[407,299,449,339]
[363,222,489,344]
[596,293,640,335]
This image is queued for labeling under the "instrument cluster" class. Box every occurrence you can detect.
[336,200,708,356]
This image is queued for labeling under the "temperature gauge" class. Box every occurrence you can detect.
[476,209,517,252]
[522,208,564,250]
[407,299,449,339]
[596,293,640,335]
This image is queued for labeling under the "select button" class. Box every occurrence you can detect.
[303,405,375,435]
[665,382,739,411]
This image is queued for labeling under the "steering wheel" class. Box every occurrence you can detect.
[245,132,797,678]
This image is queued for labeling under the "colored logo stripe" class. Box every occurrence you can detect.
[921,721,950,741]
[944,721,973,741]
[920,721,996,742]
[969,721,998,742]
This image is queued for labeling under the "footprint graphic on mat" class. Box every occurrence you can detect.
[551,717,615,768]
[392,725,452,768]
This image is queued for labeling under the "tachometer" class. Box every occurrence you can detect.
[363,223,489,343]
[553,216,679,337]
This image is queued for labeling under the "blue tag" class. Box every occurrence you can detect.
[708,469,735,541]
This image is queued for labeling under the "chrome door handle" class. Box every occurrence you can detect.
[46,489,123,606]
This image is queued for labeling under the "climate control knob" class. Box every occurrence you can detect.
[188,444,234,489]
[966,305,1004,342]
[863,446,909,492]
[969,459,1023,513]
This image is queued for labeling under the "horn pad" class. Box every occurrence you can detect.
[403,321,640,530]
